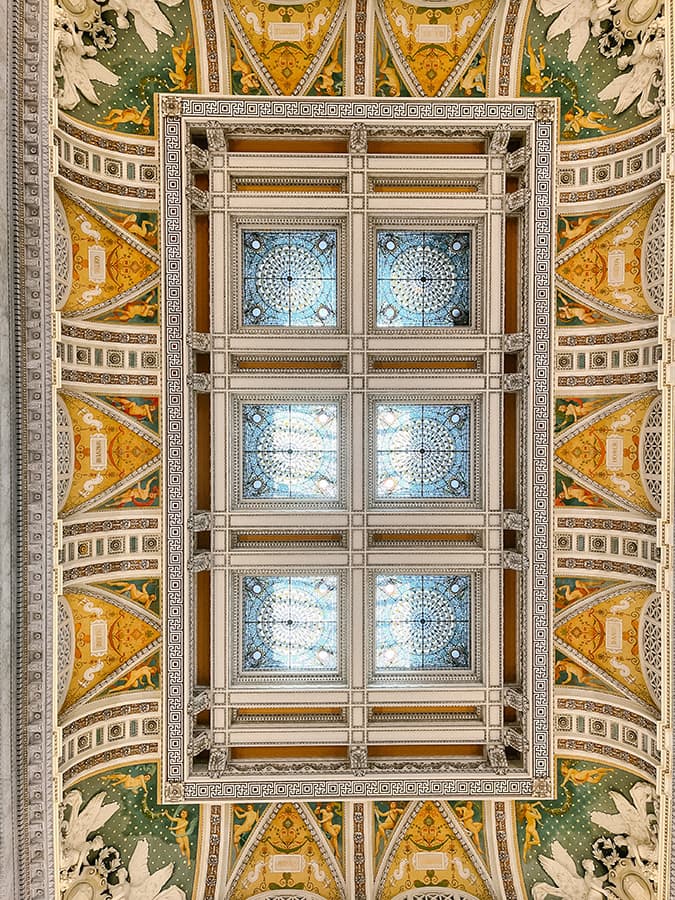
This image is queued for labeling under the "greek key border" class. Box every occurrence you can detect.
[161,97,555,799]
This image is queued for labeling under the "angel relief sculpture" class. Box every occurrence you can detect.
[59,789,188,899]
[53,0,186,111]
[532,842,609,900]
[532,782,658,900]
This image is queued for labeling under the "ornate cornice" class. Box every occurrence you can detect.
[7,0,56,893]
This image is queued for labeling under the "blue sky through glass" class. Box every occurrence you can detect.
[375,403,470,500]
[242,575,339,672]
[242,403,338,500]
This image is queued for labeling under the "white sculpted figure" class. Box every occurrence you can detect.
[103,0,183,54]
[590,782,658,863]
[60,790,120,876]
[109,838,186,900]
[598,16,664,116]
[53,7,120,109]
[532,841,608,900]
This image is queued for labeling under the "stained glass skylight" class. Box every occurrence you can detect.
[374,574,470,672]
[242,403,338,500]
[376,230,470,328]
[242,575,339,672]
[375,403,470,500]
[243,230,338,327]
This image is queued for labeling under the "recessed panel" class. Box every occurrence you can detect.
[241,402,339,501]
[374,402,471,500]
[241,574,339,672]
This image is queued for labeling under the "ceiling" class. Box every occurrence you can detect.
[5,0,673,898]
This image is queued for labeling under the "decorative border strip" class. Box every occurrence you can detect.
[161,96,555,799]
[557,739,656,778]
[10,0,56,892]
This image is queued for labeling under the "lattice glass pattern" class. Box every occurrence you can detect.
[243,230,337,327]
[242,575,339,672]
[376,230,471,328]
[375,403,470,499]
[242,403,338,500]
[374,574,470,671]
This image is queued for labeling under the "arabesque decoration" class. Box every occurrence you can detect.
[555,392,660,514]
[555,584,657,707]
[228,802,344,899]
[61,589,160,710]
[59,392,160,515]
[377,800,493,900]
[557,192,665,320]
[379,0,498,97]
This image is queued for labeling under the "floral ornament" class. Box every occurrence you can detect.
[53,0,186,110]
[535,0,664,118]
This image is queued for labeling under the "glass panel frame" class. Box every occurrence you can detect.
[231,395,348,510]
[368,219,482,335]
[242,229,338,328]
[368,395,481,509]
[231,217,347,334]
[367,569,480,685]
[231,569,348,686]
[376,229,471,328]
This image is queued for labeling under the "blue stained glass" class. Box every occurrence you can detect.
[376,230,471,328]
[374,574,470,672]
[375,403,470,500]
[242,575,339,672]
[243,230,338,327]
[243,403,338,500]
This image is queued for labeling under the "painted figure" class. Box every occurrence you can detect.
[98,105,151,131]
[555,579,605,608]
[168,29,194,91]
[109,396,158,425]
[557,295,605,325]
[231,40,261,94]
[101,772,151,795]
[314,41,342,95]
[563,103,616,137]
[164,808,192,865]
[316,803,341,856]
[454,800,483,851]
[233,804,259,849]
[459,51,487,95]
[560,760,611,787]
[558,214,605,246]
[555,479,602,507]
[107,579,157,610]
[108,475,159,508]
[111,295,158,322]
[519,801,544,861]
[522,35,552,93]
[109,663,159,692]
[375,40,401,97]
[374,801,404,856]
